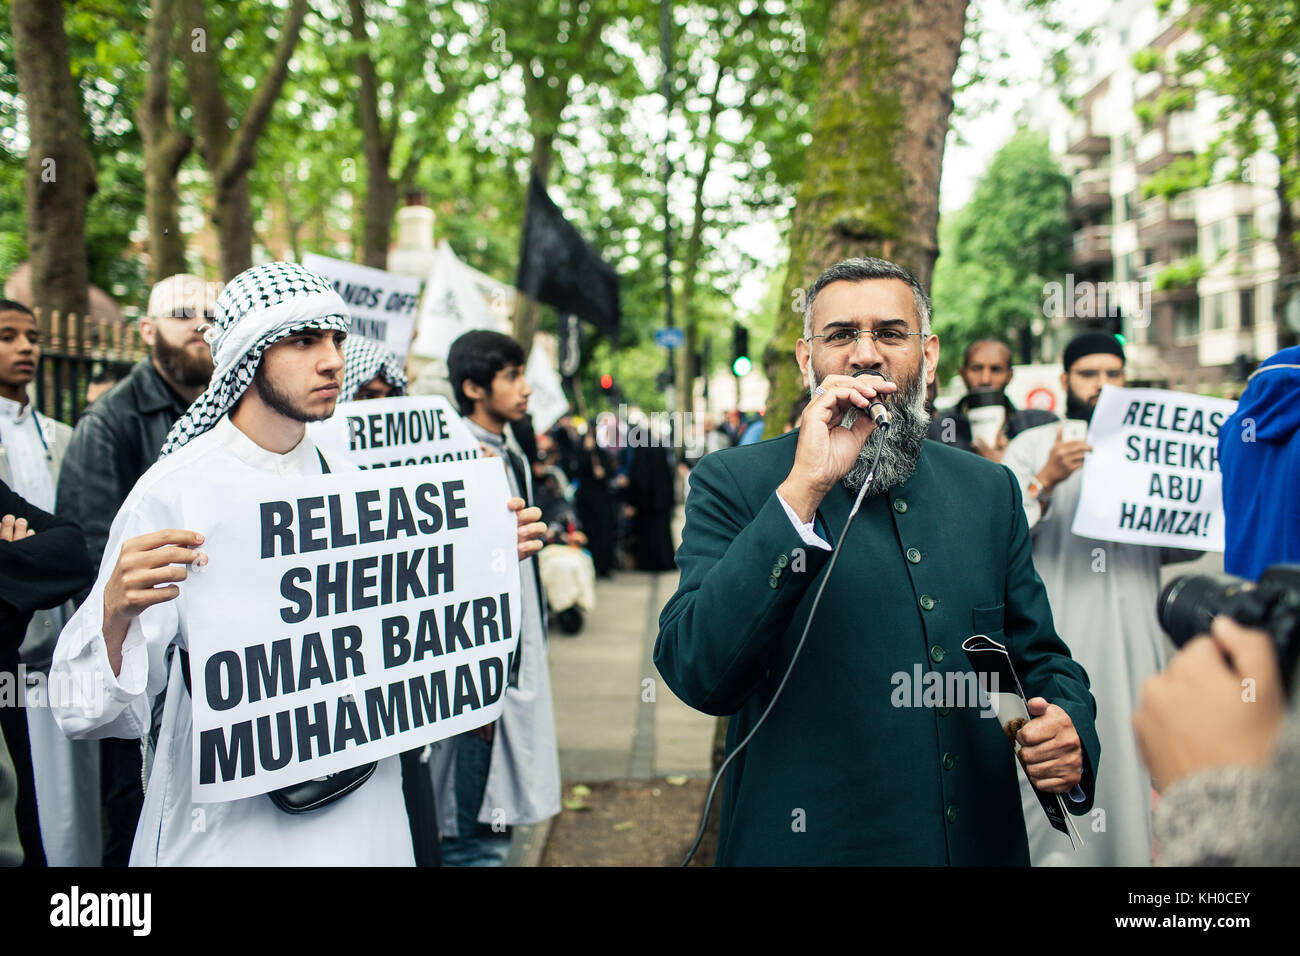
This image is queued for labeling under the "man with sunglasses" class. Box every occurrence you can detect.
[656,257,1097,865]
[55,273,220,866]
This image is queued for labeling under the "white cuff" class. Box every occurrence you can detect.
[776,491,831,551]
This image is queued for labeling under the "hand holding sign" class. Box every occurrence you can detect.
[103,529,205,675]
[510,497,546,560]
[1036,426,1092,496]
[1016,697,1084,793]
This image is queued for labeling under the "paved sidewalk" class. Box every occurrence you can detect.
[549,568,715,781]
[508,563,716,865]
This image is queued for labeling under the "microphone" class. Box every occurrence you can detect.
[840,368,891,430]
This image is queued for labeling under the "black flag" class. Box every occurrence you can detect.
[515,174,621,340]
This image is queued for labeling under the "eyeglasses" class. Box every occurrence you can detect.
[808,327,923,349]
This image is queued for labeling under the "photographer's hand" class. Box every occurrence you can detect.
[1134,617,1286,792]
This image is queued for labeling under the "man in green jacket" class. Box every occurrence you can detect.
[655,257,1099,865]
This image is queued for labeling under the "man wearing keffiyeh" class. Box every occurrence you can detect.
[341,337,408,401]
[48,262,547,865]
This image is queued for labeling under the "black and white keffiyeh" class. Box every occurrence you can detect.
[160,261,352,456]
[342,336,408,399]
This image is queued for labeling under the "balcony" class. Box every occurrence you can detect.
[1071,223,1113,270]
[1072,168,1112,217]
[1151,284,1198,307]
[1137,199,1197,246]
[1135,129,1193,174]
[1068,129,1111,156]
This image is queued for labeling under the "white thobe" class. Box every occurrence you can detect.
[50,417,414,866]
[1003,421,1195,867]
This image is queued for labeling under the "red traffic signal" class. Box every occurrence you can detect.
[600,373,613,391]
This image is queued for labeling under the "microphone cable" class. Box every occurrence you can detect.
[680,429,887,866]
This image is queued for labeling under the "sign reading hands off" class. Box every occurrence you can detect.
[180,458,520,802]
[1071,386,1237,551]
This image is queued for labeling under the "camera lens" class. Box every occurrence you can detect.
[1157,574,1234,647]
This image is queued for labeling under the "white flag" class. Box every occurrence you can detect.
[412,242,507,361]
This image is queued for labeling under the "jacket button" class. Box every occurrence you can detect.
[906,547,921,564]
[929,645,945,663]
[776,554,789,568]
[768,575,779,589]
[937,706,951,717]
[919,594,935,611]
[946,805,958,824]
[942,752,955,771]
[893,499,908,514]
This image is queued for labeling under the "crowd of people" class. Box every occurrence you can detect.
[0,266,565,866]
[2,252,1297,868]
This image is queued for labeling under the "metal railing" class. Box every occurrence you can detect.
[32,308,147,425]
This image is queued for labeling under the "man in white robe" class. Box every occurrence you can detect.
[50,263,547,865]
[1002,331,1198,866]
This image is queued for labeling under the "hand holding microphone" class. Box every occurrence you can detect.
[840,368,893,430]
[777,371,897,522]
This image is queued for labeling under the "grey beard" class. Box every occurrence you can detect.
[839,370,931,495]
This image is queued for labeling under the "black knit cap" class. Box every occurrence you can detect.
[1063,330,1125,372]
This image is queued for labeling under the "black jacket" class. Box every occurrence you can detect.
[56,359,191,571]
[0,480,94,865]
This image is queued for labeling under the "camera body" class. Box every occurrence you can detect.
[1157,564,1300,692]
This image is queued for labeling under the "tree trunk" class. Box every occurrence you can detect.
[213,174,255,283]
[764,0,968,435]
[349,0,397,270]
[138,0,192,284]
[182,0,308,280]
[11,0,95,318]
[1273,173,1299,350]
[675,68,728,419]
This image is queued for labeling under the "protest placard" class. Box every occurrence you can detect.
[302,253,421,363]
[1071,385,1237,551]
[179,458,520,802]
[309,395,480,470]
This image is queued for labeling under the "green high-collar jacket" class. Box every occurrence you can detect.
[655,431,1100,865]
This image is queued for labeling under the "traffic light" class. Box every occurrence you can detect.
[731,324,751,376]
[600,373,613,391]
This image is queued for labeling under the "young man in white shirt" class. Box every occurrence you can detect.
[51,264,545,865]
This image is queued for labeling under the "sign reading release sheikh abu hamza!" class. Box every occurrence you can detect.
[179,458,521,802]
[1071,385,1237,552]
